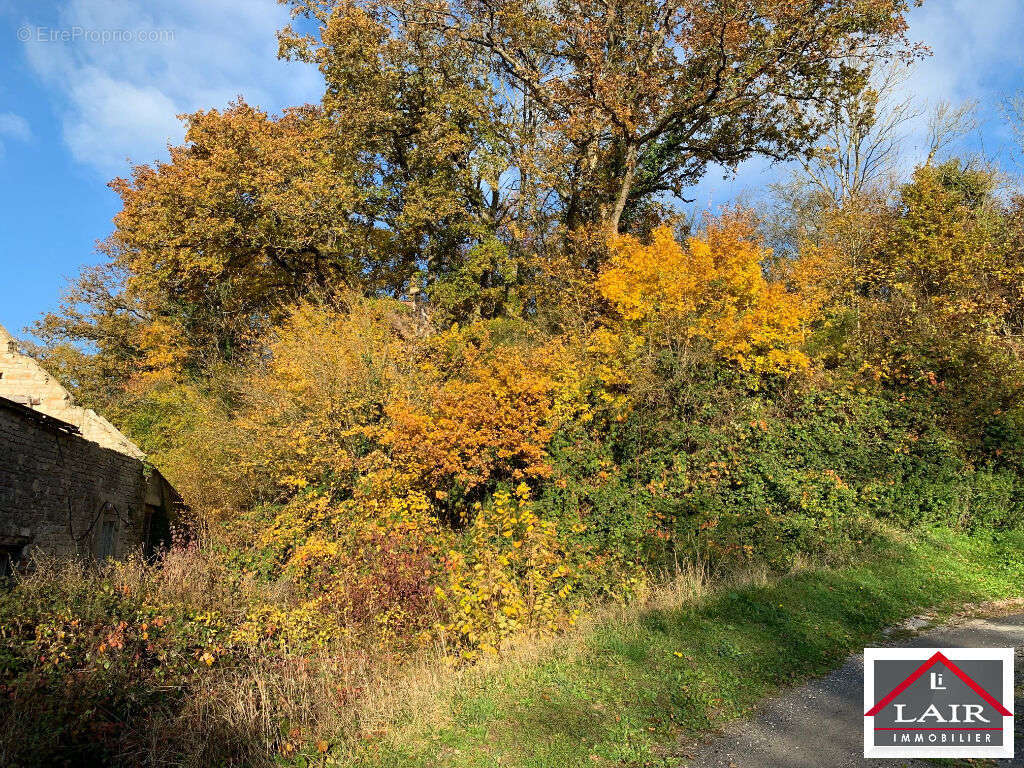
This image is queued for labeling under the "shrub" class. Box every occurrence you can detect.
[597,215,812,377]
[436,486,573,659]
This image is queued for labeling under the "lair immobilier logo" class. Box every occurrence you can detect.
[864,647,1015,758]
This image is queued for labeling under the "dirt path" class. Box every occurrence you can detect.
[684,611,1024,768]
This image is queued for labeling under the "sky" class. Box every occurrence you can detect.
[1,0,1023,339]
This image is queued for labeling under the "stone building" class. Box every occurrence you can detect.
[0,324,179,572]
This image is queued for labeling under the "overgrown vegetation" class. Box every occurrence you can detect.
[5,0,1024,765]
[344,527,1024,768]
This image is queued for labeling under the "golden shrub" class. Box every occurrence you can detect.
[436,485,573,659]
[597,215,812,376]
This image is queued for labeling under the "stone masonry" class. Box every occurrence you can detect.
[0,324,179,570]
[0,323,144,458]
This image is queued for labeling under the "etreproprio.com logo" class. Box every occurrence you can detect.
[17,25,175,44]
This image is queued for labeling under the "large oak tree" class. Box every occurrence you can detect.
[283,0,916,236]
[37,0,916,388]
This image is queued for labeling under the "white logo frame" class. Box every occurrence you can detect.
[864,647,1014,759]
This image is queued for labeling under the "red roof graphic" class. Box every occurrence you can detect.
[865,651,1013,717]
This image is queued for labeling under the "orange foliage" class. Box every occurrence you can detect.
[183,298,583,517]
[383,328,566,498]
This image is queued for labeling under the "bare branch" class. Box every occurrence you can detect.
[925,99,978,166]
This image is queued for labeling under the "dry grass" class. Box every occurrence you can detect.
[344,556,724,749]
[0,532,813,768]
[321,528,1024,768]
[4,521,984,767]
[328,532,883,756]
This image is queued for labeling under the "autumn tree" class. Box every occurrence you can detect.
[39,1,917,394]
[32,0,920,457]
[281,0,535,321]
[797,160,1024,401]
[35,102,384,385]
[793,61,920,210]
[767,76,979,361]
[868,162,1019,363]
[596,213,811,383]
[282,0,916,241]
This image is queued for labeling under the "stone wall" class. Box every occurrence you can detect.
[0,397,176,566]
[0,324,144,459]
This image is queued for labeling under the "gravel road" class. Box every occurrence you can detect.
[685,611,1024,768]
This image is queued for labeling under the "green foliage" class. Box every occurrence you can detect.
[532,366,1024,577]
[10,10,1024,758]
[343,528,1024,768]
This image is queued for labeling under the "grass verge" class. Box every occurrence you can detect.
[340,527,1024,768]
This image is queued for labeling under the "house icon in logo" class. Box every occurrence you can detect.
[866,651,1013,718]
[864,647,1014,759]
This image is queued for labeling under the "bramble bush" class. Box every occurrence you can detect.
[6,194,1024,765]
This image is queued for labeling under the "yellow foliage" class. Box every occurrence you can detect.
[181,298,588,518]
[436,485,572,659]
[232,489,448,650]
[597,215,811,375]
[793,162,1024,384]
[383,330,567,497]
[241,297,418,497]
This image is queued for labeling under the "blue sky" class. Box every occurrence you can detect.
[1,0,1022,339]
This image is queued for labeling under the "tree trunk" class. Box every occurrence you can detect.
[606,144,638,236]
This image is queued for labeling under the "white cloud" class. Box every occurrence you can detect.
[0,112,31,140]
[689,0,1024,209]
[20,0,324,176]
[21,0,1024,187]
[897,0,1024,166]
[60,71,180,170]
[0,111,32,158]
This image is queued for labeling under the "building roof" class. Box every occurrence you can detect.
[0,395,82,436]
[865,651,1012,717]
[0,323,16,351]
[0,323,145,459]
